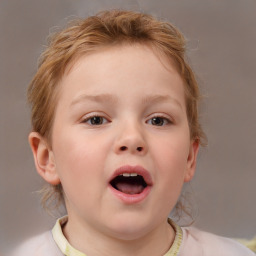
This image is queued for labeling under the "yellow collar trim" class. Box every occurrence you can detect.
[165,219,183,256]
[52,216,85,256]
[52,216,183,256]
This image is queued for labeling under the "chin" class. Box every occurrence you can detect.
[104,214,153,241]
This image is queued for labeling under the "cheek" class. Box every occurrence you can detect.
[52,132,112,193]
[53,142,102,211]
[152,134,190,170]
[52,138,94,189]
[150,133,191,199]
[53,129,110,167]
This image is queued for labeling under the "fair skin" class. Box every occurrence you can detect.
[29,44,199,256]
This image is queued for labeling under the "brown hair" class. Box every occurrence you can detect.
[28,9,206,211]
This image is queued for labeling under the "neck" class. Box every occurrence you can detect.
[63,216,175,256]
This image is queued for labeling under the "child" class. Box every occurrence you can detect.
[11,10,254,256]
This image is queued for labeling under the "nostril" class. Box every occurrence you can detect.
[137,147,143,152]
[119,146,144,152]
[120,146,127,151]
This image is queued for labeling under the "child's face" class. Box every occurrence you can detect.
[44,44,198,239]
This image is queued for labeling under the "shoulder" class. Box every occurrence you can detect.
[179,226,255,256]
[10,231,63,256]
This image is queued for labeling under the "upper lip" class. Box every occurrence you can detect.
[109,165,153,186]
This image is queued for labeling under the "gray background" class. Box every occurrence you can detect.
[1,0,256,253]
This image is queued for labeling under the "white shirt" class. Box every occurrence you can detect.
[10,216,255,256]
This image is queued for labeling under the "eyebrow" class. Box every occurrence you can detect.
[141,94,183,109]
[70,93,118,107]
[70,93,183,109]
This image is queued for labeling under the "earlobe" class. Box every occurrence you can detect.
[28,132,60,185]
[184,139,199,182]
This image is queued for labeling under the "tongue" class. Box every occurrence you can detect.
[115,182,144,194]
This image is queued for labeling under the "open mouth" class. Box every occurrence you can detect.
[110,173,148,195]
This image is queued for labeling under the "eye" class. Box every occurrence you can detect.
[147,116,171,126]
[82,115,109,125]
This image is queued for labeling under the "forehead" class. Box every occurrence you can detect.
[65,42,180,79]
[57,44,185,105]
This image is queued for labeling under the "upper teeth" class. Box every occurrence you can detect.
[120,173,138,177]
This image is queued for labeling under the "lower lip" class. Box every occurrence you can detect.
[108,185,151,204]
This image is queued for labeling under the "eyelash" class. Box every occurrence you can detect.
[81,114,110,125]
[81,114,172,126]
[146,115,172,126]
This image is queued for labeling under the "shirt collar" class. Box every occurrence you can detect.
[52,216,183,256]
[52,216,86,256]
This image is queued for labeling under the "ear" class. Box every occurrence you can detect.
[28,132,60,185]
[184,139,199,182]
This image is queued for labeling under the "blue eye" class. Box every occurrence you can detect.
[83,116,108,125]
[147,116,170,126]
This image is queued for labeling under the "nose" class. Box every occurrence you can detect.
[114,122,148,155]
